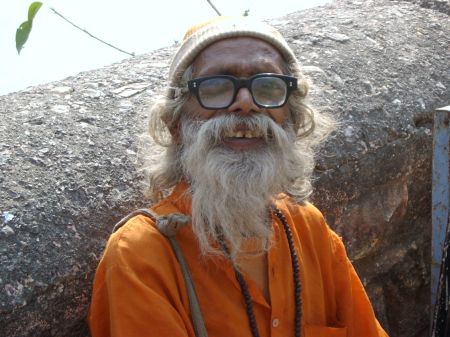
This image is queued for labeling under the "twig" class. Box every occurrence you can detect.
[206,0,222,16]
[49,7,135,57]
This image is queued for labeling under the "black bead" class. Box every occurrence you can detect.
[221,206,302,337]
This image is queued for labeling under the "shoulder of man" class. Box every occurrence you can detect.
[275,195,347,264]
[275,195,327,226]
[100,197,185,271]
[275,195,340,242]
[90,197,193,325]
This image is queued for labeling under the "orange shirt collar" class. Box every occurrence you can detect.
[166,181,193,216]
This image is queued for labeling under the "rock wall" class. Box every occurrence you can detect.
[1,0,449,336]
[396,0,450,15]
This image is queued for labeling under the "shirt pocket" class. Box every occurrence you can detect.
[304,325,347,337]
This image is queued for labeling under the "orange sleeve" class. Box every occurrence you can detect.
[330,231,389,337]
[87,216,195,337]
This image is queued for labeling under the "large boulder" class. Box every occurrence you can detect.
[1,0,449,336]
[395,0,450,15]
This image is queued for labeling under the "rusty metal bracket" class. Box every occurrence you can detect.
[431,105,450,335]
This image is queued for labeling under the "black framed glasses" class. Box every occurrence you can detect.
[187,73,297,110]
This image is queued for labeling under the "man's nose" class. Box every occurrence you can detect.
[226,88,260,114]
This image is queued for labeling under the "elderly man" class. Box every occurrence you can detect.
[88,17,388,337]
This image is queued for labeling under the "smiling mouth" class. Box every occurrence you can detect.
[221,128,266,151]
[223,129,263,139]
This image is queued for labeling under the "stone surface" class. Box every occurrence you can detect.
[0,1,449,336]
[396,0,450,15]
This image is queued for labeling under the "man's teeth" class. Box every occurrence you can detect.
[225,130,260,138]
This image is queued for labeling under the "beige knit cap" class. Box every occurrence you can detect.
[168,16,298,92]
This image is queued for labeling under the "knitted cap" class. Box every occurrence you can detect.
[168,17,298,91]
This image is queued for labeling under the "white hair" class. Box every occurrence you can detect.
[143,62,336,203]
[179,113,313,256]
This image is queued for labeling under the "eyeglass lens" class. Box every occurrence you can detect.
[198,78,234,108]
[252,77,287,107]
[198,76,288,108]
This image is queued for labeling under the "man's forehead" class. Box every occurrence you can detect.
[192,59,285,77]
[197,37,283,57]
[191,37,285,76]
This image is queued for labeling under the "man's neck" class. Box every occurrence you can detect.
[235,239,271,304]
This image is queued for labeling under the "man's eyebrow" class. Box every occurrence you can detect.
[207,67,234,75]
[197,65,282,77]
[195,65,233,76]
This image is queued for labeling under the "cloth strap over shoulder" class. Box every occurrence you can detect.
[113,208,209,337]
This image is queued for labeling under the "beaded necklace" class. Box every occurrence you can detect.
[219,206,302,337]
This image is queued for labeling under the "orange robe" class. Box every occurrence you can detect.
[88,183,388,337]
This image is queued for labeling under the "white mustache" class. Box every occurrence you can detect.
[182,114,292,148]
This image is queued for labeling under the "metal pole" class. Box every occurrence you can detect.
[431,106,450,311]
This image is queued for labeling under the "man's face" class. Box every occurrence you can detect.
[176,38,306,255]
[182,37,292,152]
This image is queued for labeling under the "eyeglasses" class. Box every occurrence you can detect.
[187,73,297,110]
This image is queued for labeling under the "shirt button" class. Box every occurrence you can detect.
[272,318,280,327]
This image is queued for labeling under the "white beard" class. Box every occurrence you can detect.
[180,114,303,258]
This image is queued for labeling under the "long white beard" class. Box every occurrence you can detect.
[180,114,303,258]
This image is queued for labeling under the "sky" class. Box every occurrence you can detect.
[0,0,330,95]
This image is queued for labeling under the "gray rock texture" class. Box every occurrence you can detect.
[1,0,449,336]
[396,0,450,15]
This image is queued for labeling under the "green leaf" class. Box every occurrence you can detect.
[16,21,32,54]
[16,2,43,54]
[28,2,43,22]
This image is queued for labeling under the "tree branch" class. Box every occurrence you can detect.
[49,7,135,57]
[206,0,222,16]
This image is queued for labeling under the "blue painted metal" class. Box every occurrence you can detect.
[431,106,450,311]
